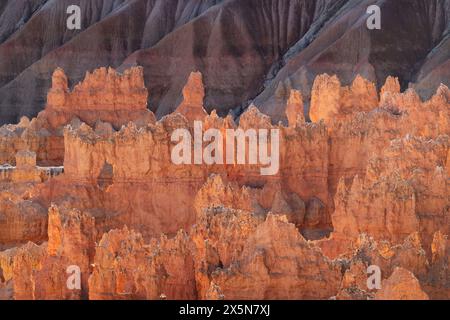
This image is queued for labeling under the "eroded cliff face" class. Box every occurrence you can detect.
[0,66,449,300]
[0,66,154,167]
[45,66,151,128]
[375,267,430,300]
[206,214,341,300]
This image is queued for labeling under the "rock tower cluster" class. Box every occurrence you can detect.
[0,67,448,300]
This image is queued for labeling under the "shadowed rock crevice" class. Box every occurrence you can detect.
[97,162,113,190]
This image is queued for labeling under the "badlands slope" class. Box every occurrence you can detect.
[0,0,448,123]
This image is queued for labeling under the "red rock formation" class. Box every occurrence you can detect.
[0,66,155,166]
[10,242,47,300]
[336,260,373,300]
[309,74,378,124]
[426,231,450,299]
[331,231,435,300]
[322,79,450,198]
[0,116,63,166]
[380,76,401,103]
[209,215,341,299]
[11,150,41,183]
[375,267,429,300]
[0,194,47,249]
[285,89,305,127]
[193,174,262,216]
[88,227,196,300]
[191,205,263,299]
[45,67,151,129]
[1,204,100,300]
[333,174,418,245]
[47,96,329,240]
[331,134,450,255]
[310,74,342,124]
[175,72,208,122]
[0,68,449,300]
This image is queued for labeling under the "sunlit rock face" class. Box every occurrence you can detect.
[45,67,151,127]
[175,72,208,122]
[0,62,449,300]
[375,268,429,300]
[206,214,342,300]
[0,66,154,166]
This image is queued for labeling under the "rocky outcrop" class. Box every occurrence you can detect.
[191,205,263,299]
[426,231,450,299]
[45,67,151,129]
[0,204,100,299]
[88,227,196,300]
[10,150,41,183]
[2,205,100,300]
[310,74,378,124]
[0,116,63,166]
[331,135,450,254]
[9,242,47,300]
[285,90,305,127]
[375,267,429,300]
[208,215,341,299]
[0,66,449,300]
[49,94,330,240]
[0,66,155,166]
[175,72,208,122]
[0,197,47,249]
